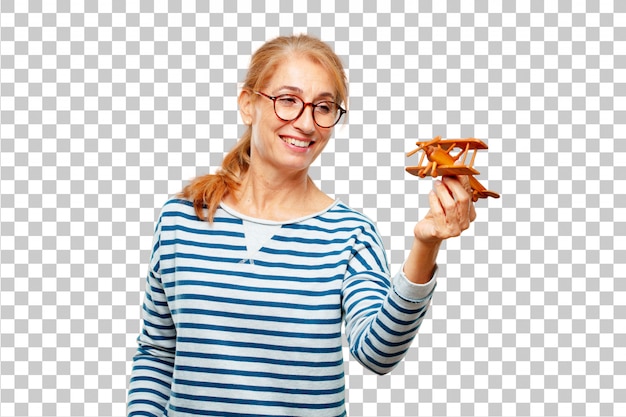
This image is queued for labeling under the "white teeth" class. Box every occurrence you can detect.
[283,137,311,148]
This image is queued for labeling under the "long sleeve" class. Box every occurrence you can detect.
[342,223,437,375]
[127,216,177,417]
[125,198,437,415]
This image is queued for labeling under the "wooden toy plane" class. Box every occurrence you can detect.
[406,136,500,201]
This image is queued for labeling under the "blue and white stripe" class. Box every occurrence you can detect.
[127,198,436,416]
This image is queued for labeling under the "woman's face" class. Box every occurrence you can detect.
[240,55,339,176]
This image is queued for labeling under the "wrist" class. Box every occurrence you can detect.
[403,238,442,284]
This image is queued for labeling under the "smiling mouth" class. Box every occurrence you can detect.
[281,136,314,148]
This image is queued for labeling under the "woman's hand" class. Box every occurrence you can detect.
[403,176,477,284]
[414,176,477,245]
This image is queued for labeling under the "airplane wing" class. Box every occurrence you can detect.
[414,138,489,151]
[405,165,480,177]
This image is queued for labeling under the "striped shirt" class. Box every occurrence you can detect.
[127,198,437,417]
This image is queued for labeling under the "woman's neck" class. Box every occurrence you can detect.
[225,168,331,221]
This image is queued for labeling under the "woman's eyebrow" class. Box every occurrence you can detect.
[273,85,335,100]
[273,85,303,94]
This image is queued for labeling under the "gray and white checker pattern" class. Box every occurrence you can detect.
[0,1,623,416]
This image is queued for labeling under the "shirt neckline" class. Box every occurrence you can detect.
[219,199,340,225]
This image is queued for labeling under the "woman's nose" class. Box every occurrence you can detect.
[292,104,316,133]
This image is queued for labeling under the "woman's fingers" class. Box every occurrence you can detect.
[435,177,475,233]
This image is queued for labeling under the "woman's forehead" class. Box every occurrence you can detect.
[263,57,337,96]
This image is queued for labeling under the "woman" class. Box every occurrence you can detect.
[127,34,475,417]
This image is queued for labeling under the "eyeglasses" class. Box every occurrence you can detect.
[254,91,346,128]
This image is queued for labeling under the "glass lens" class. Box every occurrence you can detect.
[313,102,340,127]
[274,94,340,127]
[274,95,304,121]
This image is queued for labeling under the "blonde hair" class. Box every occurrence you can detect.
[179,34,348,222]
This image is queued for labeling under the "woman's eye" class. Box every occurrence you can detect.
[277,96,299,106]
[315,103,333,114]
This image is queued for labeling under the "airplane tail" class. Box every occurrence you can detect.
[468,175,500,201]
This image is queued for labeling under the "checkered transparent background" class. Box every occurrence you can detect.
[1,1,624,416]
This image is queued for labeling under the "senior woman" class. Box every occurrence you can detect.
[127,34,476,417]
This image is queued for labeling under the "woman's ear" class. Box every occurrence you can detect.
[238,89,253,126]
